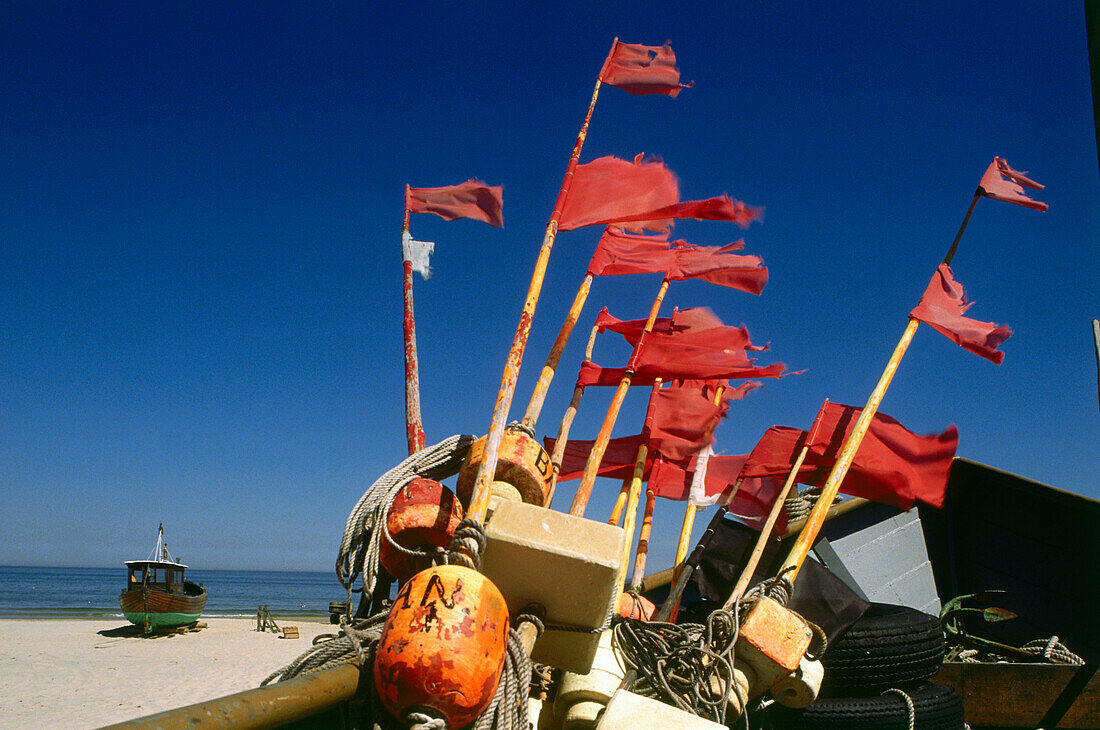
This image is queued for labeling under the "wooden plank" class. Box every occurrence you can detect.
[934,662,1100,729]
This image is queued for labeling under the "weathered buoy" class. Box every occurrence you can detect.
[616,592,656,621]
[379,478,464,582]
[456,428,554,509]
[373,565,511,728]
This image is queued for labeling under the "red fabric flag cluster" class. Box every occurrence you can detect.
[405,180,504,226]
[977,157,1048,212]
[644,382,728,462]
[738,402,957,509]
[910,263,1013,365]
[600,40,691,98]
[648,455,785,529]
[576,324,784,387]
[557,155,680,231]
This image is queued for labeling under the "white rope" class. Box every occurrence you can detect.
[335,434,475,600]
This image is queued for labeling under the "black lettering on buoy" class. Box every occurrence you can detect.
[396,580,413,610]
[421,572,456,609]
[535,448,551,476]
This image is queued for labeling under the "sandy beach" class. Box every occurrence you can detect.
[0,616,337,729]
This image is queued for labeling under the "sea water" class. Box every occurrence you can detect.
[0,565,349,619]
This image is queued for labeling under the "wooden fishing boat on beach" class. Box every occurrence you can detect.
[119,523,207,632]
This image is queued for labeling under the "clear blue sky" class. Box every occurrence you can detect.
[1,2,1096,571]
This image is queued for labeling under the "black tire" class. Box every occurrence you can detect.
[766,681,964,729]
[820,602,945,696]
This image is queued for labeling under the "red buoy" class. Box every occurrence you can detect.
[617,592,656,621]
[379,478,464,582]
[456,429,554,508]
[373,565,511,728]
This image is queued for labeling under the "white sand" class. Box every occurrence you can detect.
[0,617,337,729]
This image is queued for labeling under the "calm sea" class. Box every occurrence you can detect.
[0,565,351,619]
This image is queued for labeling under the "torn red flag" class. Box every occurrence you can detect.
[738,403,957,510]
[600,40,691,98]
[557,155,680,231]
[618,195,763,233]
[586,227,675,277]
[806,403,958,510]
[667,241,769,295]
[977,157,1048,212]
[648,455,786,530]
[576,359,788,388]
[910,263,1013,364]
[594,306,724,347]
[643,382,728,462]
[544,434,648,482]
[405,180,504,226]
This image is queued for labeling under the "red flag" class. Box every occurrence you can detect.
[648,455,786,529]
[667,242,769,295]
[977,157,1048,212]
[806,403,958,509]
[586,227,674,277]
[576,359,787,388]
[643,383,728,462]
[600,40,691,98]
[594,306,724,347]
[910,263,1013,365]
[620,195,763,233]
[557,155,679,231]
[544,434,648,482]
[738,404,957,509]
[405,180,504,226]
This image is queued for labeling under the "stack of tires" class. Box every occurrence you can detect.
[765,602,965,729]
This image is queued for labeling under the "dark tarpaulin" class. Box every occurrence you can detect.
[681,516,869,647]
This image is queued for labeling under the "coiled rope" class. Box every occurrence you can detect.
[336,434,476,601]
[612,608,744,727]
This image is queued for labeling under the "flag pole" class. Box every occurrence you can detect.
[723,400,829,607]
[523,273,594,429]
[568,275,671,517]
[663,383,724,619]
[778,195,984,580]
[615,376,664,588]
[546,321,602,506]
[466,39,617,523]
[401,193,426,455]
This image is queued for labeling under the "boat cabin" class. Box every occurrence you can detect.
[125,560,189,594]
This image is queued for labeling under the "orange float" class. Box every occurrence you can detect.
[617,592,656,621]
[455,428,554,508]
[373,565,511,728]
[379,478,464,582]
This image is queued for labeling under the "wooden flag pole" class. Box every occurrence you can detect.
[401,198,426,455]
[523,273,594,429]
[466,39,617,523]
[779,192,983,579]
[723,400,830,607]
[546,322,602,506]
[614,377,664,588]
[568,276,670,517]
[607,475,633,526]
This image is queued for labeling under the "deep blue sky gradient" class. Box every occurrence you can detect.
[1,2,1096,571]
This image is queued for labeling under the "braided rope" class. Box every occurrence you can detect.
[881,688,916,730]
[335,434,475,599]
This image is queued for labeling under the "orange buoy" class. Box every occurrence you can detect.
[617,592,656,621]
[456,429,553,509]
[373,565,511,728]
[379,478,464,582]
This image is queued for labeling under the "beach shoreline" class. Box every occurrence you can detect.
[0,616,335,729]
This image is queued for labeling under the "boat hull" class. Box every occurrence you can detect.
[119,580,207,630]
